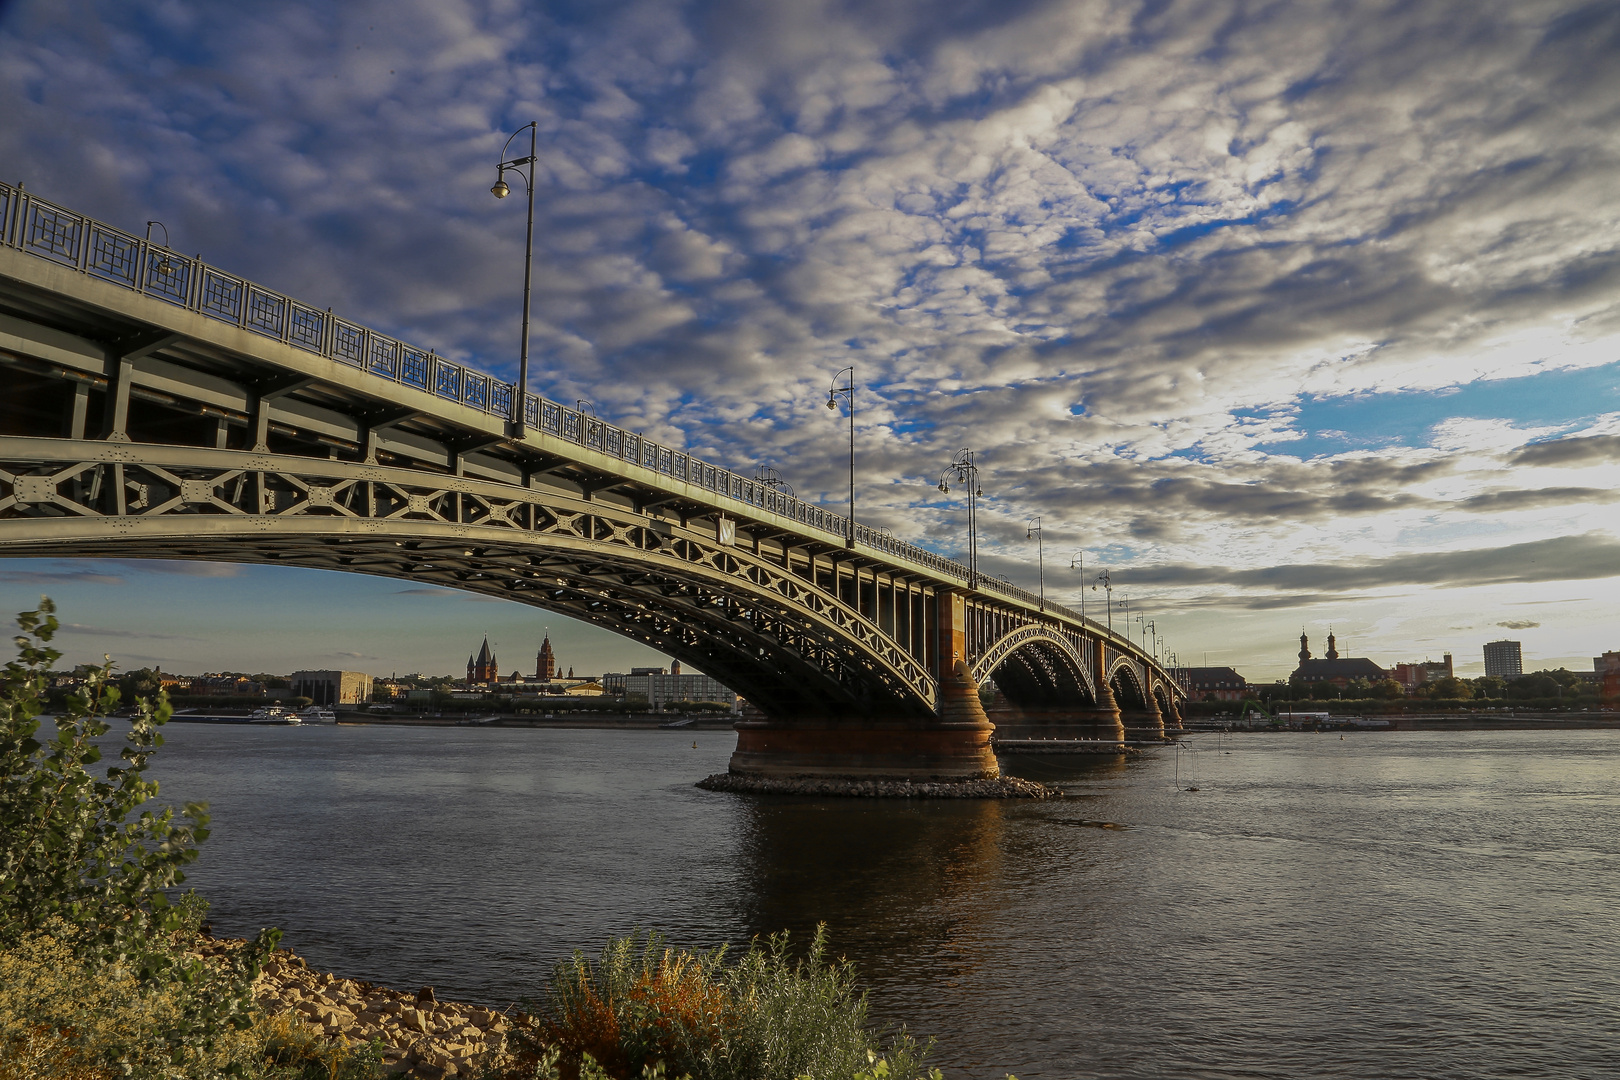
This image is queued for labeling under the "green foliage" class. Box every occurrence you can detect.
[2,599,204,958]
[1,598,286,1075]
[524,926,936,1080]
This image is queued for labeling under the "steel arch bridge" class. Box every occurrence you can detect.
[0,183,1185,779]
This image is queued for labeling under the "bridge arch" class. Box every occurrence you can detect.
[970,624,1096,707]
[1106,655,1149,711]
[0,443,938,722]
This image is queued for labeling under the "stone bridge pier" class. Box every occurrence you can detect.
[729,590,999,780]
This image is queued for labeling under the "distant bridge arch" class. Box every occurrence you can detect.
[970,624,1096,707]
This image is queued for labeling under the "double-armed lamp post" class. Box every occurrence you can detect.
[490,120,538,439]
[1070,550,1086,619]
[1094,568,1113,633]
[939,449,982,589]
[827,366,855,548]
[1027,516,1045,611]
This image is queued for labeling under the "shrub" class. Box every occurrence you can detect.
[1,598,289,1076]
[520,926,938,1080]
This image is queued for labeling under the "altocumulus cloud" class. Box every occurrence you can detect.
[1,0,1617,648]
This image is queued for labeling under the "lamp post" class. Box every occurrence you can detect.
[575,398,596,416]
[1094,568,1112,634]
[826,366,855,547]
[1026,516,1045,611]
[144,221,174,276]
[1069,550,1085,619]
[491,120,538,439]
[938,448,982,589]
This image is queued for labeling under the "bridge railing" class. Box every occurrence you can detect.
[0,182,1170,666]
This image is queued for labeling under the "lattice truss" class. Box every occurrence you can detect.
[0,443,936,719]
[970,623,1098,707]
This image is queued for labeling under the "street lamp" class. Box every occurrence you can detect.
[1094,568,1113,633]
[491,120,538,439]
[753,465,793,496]
[575,399,596,417]
[938,448,982,589]
[144,221,174,276]
[1069,550,1085,619]
[826,366,855,547]
[1026,516,1044,611]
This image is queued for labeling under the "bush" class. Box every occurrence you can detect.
[519,926,939,1080]
[0,599,295,1078]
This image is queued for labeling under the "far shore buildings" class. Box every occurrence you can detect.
[1184,667,1250,701]
[1390,654,1453,693]
[600,661,738,710]
[1484,640,1524,678]
[1289,631,1386,690]
[290,670,373,706]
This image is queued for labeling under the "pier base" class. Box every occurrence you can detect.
[727,659,999,781]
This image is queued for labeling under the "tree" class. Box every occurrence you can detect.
[1471,676,1506,699]
[117,666,163,706]
[1,601,205,958]
[1424,676,1473,700]
[1371,679,1406,700]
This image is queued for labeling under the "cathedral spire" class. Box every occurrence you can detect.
[1326,628,1339,661]
[1299,629,1311,664]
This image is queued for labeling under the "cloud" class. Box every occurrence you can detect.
[1510,433,1620,468]
[2,0,1619,670]
[1125,533,1620,593]
[0,570,124,586]
[127,561,243,578]
[59,623,198,641]
[1496,620,1540,629]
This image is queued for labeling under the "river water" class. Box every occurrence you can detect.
[141,723,1620,1079]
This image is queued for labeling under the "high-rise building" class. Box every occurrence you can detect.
[1483,640,1522,678]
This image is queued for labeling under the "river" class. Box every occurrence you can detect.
[141,723,1620,1079]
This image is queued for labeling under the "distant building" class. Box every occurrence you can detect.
[536,636,556,680]
[291,670,373,706]
[1185,667,1249,701]
[466,637,499,685]
[600,666,736,709]
[1596,652,1619,701]
[188,675,265,697]
[1391,654,1453,692]
[1290,631,1386,689]
[1484,640,1523,679]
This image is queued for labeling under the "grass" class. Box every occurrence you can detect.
[507,926,941,1080]
[0,922,381,1080]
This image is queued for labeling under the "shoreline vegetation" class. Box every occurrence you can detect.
[2,599,1008,1080]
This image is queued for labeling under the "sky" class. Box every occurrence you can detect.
[1,0,1617,683]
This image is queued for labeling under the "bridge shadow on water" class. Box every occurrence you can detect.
[725,753,1133,1018]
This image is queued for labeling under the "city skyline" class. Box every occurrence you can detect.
[2,1,1617,681]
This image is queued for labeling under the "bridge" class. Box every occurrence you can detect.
[0,182,1185,781]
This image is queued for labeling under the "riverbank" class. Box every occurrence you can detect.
[196,934,518,1079]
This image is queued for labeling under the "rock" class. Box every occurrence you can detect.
[695,772,1063,799]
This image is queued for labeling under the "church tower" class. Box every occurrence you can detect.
[1326,630,1339,661]
[1299,630,1312,664]
[467,637,498,684]
[536,636,556,680]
